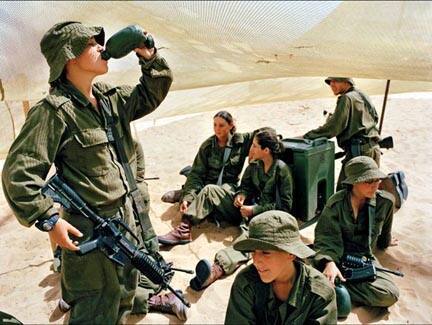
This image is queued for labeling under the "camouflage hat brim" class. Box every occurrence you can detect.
[233,237,316,259]
[342,169,387,185]
[41,22,105,83]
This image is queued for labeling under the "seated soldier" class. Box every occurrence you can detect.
[313,156,400,313]
[189,127,293,290]
[158,111,256,245]
[225,210,337,324]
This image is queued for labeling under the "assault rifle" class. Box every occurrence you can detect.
[42,174,192,307]
[335,136,394,160]
[340,255,404,283]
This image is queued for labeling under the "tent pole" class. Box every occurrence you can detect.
[4,101,16,140]
[379,80,391,135]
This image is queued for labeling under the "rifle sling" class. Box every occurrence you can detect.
[367,202,375,254]
[275,160,282,210]
[99,98,156,243]
[217,146,232,186]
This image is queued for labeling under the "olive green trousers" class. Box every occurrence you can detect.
[214,223,250,275]
[185,183,242,226]
[186,184,248,275]
[345,268,399,307]
[61,198,153,324]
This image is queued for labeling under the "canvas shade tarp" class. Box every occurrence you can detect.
[0,1,432,157]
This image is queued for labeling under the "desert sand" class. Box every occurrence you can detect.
[1,92,431,324]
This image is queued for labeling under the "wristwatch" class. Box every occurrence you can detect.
[35,213,60,232]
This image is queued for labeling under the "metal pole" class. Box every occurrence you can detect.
[378,80,391,135]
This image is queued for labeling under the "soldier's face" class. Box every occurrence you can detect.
[249,138,268,161]
[213,117,233,140]
[354,179,381,198]
[69,37,108,76]
[329,80,350,95]
[252,250,295,283]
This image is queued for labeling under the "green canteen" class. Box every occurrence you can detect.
[335,283,352,318]
[102,25,154,60]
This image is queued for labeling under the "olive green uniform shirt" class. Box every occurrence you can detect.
[237,159,293,216]
[314,189,395,267]
[304,87,379,150]
[225,262,337,325]
[182,132,254,202]
[2,53,172,226]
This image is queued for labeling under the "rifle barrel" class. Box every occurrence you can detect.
[376,266,404,277]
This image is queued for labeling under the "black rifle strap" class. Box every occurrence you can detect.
[367,202,375,253]
[274,160,284,210]
[99,97,156,244]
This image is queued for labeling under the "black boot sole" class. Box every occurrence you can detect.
[189,259,212,291]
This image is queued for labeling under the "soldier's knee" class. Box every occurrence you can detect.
[371,283,400,307]
[383,284,399,306]
[215,249,249,275]
[200,184,222,198]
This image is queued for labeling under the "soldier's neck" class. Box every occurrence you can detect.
[350,190,367,220]
[66,71,97,107]
[272,262,297,301]
[262,156,274,174]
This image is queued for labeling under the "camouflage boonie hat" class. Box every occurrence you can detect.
[40,21,105,83]
[325,77,354,85]
[342,156,387,185]
[233,210,315,259]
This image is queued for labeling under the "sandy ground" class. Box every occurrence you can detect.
[1,92,431,324]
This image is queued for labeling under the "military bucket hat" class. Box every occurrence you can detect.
[40,21,105,83]
[325,77,354,85]
[342,156,387,185]
[233,210,315,259]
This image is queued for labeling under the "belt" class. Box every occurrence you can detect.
[360,141,379,151]
[345,138,379,151]
[65,196,126,218]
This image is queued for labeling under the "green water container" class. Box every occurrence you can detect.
[279,137,335,223]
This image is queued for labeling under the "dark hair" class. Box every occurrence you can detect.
[254,127,283,156]
[49,68,67,89]
[214,110,236,134]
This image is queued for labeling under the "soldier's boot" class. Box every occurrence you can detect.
[189,259,224,291]
[157,219,192,245]
[161,189,182,203]
[148,291,188,321]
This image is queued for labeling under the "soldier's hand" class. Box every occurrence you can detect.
[240,205,254,219]
[233,194,246,208]
[48,219,83,251]
[134,46,155,60]
[179,200,190,213]
[323,261,346,286]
